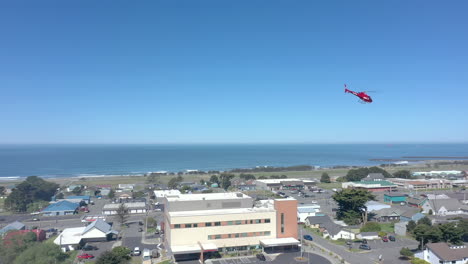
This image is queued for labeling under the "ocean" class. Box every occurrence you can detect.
[0,144,467,179]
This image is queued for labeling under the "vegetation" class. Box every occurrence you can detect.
[399,247,414,260]
[393,170,413,179]
[209,175,219,185]
[332,189,376,225]
[108,189,115,199]
[220,173,235,190]
[4,176,59,212]
[360,222,381,232]
[410,258,430,264]
[344,167,391,181]
[239,174,256,180]
[411,221,463,247]
[96,246,131,264]
[116,203,129,226]
[168,175,184,189]
[320,172,331,183]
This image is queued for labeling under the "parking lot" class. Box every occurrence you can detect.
[209,256,258,264]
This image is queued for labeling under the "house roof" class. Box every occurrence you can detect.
[42,201,79,212]
[373,208,404,217]
[407,197,427,205]
[65,195,90,200]
[305,215,332,225]
[428,199,468,211]
[82,219,117,235]
[384,192,406,197]
[364,173,385,180]
[321,222,344,236]
[400,208,421,218]
[426,243,468,261]
[353,181,396,186]
[0,221,25,235]
[54,227,85,245]
[298,207,317,213]
[360,232,378,236]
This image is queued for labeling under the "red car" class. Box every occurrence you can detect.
[382,236,389,242]
[77,253,94,259]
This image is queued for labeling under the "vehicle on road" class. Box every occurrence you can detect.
[303,235,313,241]
[382,236,389,242]
[256,253,266,261]
[389,235,396,241]
[32,218,40,221]
[82,244,98,251]
[359,244,371,250]
[346,241,352,245]
[132,247,141,256]
[77,253,94,259]
[139,221,144,226]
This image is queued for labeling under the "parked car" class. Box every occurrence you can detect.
[359,244,371,250]
[346,241,352,245]
[77,254,94,259]
[82,244,98,251]
[389,235,396,241]
[382,236,389,242]
[139,221,144,226]
[138,227,143,232]
[132,247,141,256]
[362,239,368,244]
[303,235,313,241]
[32,218,40,221]
[256,253,266,261]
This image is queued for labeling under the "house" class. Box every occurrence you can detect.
[372,208,403,222]
[342,181,397,192]
[96,184,112,189]
[362,173,385,181]
[41,200,79,216]
[415,242,468,264]
[322,222,356,240]
[305,215,333,228]
[357,232,379,240]
[54,219,118,251]
[297,206,320,223]
[407,197,429,209]
[237,184,256,191]
[426,199,468,216]
[366,201,391,212]
[66,184,84,192]
[117,192,132,202]
[399,209,425,222]
[384,193,407,204]
[118,184,134,191]
[0,221,25,236]
[102,202,147,215]
[3,229,46,245]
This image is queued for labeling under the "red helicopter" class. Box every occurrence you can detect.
[344,84,373,103]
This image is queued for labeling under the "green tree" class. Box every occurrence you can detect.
[4,176,59,212]
[168,178,179,189]
[0,186,5,196]
[258,176,268,179]
[438,222,463,244]
[116,203,129,226]
[400,247,414,260]
[393,170,412,179]
[417,216,432,226]
[209,175,220,184]
[200,179,205,185]
[111,246,131,261]
[220,174,235,190]
[96,251,125,264]
[72,186,82,195]
[413,224,431,247]
[458,219,468,241]
[56,192,64,199]
[360,222,381,232]
[407,220,417,233]
[239,174,256,180]
[410,259,430,264]
[108,189,115,199]
[332,189,376,225]
[146,217,158,228]
[320,173,331,183]
[14,243,68,264]
[345,167,391,181]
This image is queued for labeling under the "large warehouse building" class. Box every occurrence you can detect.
[161,192,299,262]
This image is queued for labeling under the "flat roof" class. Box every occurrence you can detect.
[54,227,85,245]
[201,243,218,252]
[260,237,300,247]
[255,178,315,184]
[166,192,251,202]
[171,244,201,254]
[154,190,181,197]
[103,202,146,210]
[169,206,275,217]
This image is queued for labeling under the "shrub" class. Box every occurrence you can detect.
[378,231,387,237]
[360,222,381,232]
[410,258,430,264]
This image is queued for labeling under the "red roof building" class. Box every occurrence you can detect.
[3,229,46,246]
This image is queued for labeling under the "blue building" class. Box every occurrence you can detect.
[65,195,91,204]
[42,200,79,216]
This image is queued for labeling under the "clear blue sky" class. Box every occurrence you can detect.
[1,1,467,144]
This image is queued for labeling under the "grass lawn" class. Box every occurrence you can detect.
[379,223,395,233]
[317,182,342,190]
[157,260,173,264]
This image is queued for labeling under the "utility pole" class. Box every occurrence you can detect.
[300,227,303,258]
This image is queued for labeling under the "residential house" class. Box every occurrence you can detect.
[362,173,385,181]
[66,184,84,193]
[0,221,25,236]
[54,219,118,251]
[357,232,379,240]
[426,198,468,216]
[305,215,332,228]
[41,200,79,216]
[118,184,134,191]
[384,193,407,204]
[407,197,431,212]
[297,206,320,223]
[366,201,391,212]
[102,202,147,215]
[3,229,46,244]
[321,223,356,240]
[372,208,404,222]
[415,242,468,264]
[399,209,425,222]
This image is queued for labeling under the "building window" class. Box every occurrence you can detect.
[185,224,192,228]
[215,235,221,239]
[215,222,221,226]
[228,221,233,225]
[228,234,232,238]
[208,235,212,239]
[250,220,253,224]
[193,223,198,228]
[245,220,248,224]
[281,213,284,233]
[235,220,242,225]
[175,224,181,229]
[265,219,270,223]
[255,219,261,224]
[241,233,248,237]
[235,233,239,238]
[206,222,212,227]
[264,231,271,236]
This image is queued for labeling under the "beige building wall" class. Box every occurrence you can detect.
[168,211,277,248]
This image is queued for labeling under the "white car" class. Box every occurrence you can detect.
[311,201,318,204]
[132,247,141,256]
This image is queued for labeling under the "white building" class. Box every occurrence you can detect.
[415,243,468,264]
[118,184,134,191]
[365,201,391,212]
[297,206,320,223]
[54,220,117,251]
[102,202,147,215]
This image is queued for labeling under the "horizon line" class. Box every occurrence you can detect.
[0,141,467,145]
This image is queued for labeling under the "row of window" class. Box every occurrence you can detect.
[174,219,271,229]
[208,231,271,240]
